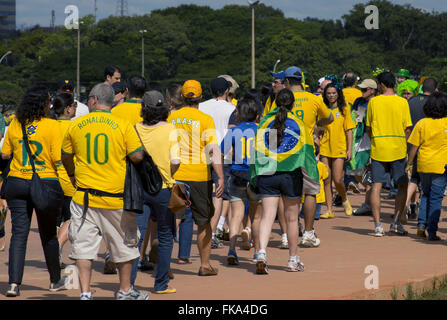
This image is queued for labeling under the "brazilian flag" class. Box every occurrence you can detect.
[251,109,318,183]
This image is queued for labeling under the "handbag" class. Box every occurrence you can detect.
[134,125,163,195]
[21,124,64,212]
[168,182,191,214]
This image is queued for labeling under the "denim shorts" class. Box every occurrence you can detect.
[257,170,303,199]
[211,164,231,200]
[371,158,408,185]
[228,175,260,203]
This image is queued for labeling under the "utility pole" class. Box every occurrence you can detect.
[139,30,147,77]
[76,21,84,100]
[248,1,260,89]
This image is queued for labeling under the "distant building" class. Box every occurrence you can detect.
[0,0,16,35]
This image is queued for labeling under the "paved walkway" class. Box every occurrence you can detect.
[0,191,446,300]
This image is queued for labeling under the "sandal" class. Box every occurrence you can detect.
[178,258,190,264]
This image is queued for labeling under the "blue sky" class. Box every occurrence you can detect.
[16,0,447,28]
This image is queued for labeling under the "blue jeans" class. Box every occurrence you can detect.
[178,207,193,260]
[418,173,447,236]
[130,203,151,286]
[299,203,321,220]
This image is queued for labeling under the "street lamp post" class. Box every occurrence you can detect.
[0,51,12,65]
[139,30,147,77]
[76,21,84,100]
[273,59,281,73]
[248,1,260,89]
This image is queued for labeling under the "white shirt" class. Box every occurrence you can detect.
[199,99,235,145]
[73,100,89,120]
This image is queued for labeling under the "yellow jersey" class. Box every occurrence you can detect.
[408,117,447,174]
[343,88,363,109]
[2,117,61,180]
[167,107,218,182]
[262,95,275,117]
[111,99,143,126]
[62,110,143,209]
[57,119,76,197]
[366,95,412,162]
[135,122,180,189]
[320,105,356,158]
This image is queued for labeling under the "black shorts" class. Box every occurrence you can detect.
[211,164,231,200]
[257,169,303,199]
[57,196,72,226]
[178,180,215,226]
[410,155,420,185]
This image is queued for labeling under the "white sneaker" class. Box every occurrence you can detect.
[280,236,288,249]
[374,226,385,237]
[300,231,321,248]
[49,276,69,292]
[287,259,305,272]
[255,253,268,274]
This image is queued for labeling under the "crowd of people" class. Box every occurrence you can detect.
[0,63,446,300]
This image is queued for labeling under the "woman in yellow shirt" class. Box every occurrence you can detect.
[1,86,68,297]
[319,83,356,218]
[51,93,77,267]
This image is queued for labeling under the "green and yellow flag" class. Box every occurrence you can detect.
[251,109,318,183]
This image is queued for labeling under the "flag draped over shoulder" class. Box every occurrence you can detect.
[250,109,318,184]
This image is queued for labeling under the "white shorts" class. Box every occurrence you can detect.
[68,201,140,263]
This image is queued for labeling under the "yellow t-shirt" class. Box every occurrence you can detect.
[135,122,180,189]
[263,95,275,117]
[301,161,329,204]
[111,99,143,126]
[366,95,412,162]
[343,88,363,109]
[62,110,143,209]
[57,119,76,197]
[268,91,332,139]
[320,105,356,158]
[2,118,61,180]
[408,117,447,174]
[167,107,218,182]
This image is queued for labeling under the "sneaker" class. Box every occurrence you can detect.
[211,236,224,249]
[374,226,385,237]
[343,200,353,216]
[300,231,321,248]
[416,228,427,238]
[389,223,408,236]
[155,287,177,294]
[80,293,93,300]
[116,287,149,300]
[255,253,268,274]
[227,249,239,265]
[280,236,288,249]
[6,283,20,297]
[49,276,69,292]
[333,194,343,207]
[287,259,305,272]
[216,227,224,240]
[428,234,442,241]
[320,211,335,219]
[408,203,418,220]
[354,203,372,216]
[241,227,251,250]
[104,254,117,274]
[348,181,361,194]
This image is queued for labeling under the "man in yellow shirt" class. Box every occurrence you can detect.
[111,75,147,126]
[366,72,413,237]
[62,83,147,300]
[342,72,362,109]
[168,80,224,276]
[262,71,286,117]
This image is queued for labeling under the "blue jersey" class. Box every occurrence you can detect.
[221,122,258,172]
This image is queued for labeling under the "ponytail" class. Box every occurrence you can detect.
[271,88,295,148]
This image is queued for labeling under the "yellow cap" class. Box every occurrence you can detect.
[182,80,202,98]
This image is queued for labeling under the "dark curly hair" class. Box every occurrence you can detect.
[16,86,51,126]
[271,88,295,147]
[423,91,447,119]
[323,82,346,116]
[141,101,169,126]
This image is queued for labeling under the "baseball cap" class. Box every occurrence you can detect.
[112,81,127,94]
[358,79,378,89]
[142,90,166,108]
[318,77,326,87]
[58,79,74,90]
[270,71,285,81]
[182,80,202,98]
[396,68,410,78]
[210,77,231,94]
[218,75,239,94]
[284,66,303,80]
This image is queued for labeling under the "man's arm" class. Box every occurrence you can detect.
[128,150,144,165]
[405,127,412,141]
[317,113,334,127]
[366,126,372,140]
[209,144,224,198]
[62,153,76,187]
